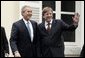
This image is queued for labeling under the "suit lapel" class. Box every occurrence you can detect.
[50,19,58,35]
[42,22,48,34]
[20,19,31,37]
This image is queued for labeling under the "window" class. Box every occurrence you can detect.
[42,1,55,11]
[61,14,75,42]
[61,1,75,42]
[61,1,75,12]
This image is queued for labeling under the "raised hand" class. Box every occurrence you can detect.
[72,13,80,24]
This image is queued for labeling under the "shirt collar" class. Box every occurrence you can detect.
[23,18,30,24]
[45,19,53,25]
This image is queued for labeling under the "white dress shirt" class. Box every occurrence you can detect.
[23,18,34,42]
[45,19,53,30]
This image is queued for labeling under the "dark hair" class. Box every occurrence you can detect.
[42,7,53,16]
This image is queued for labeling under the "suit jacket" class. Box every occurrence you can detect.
[10,19,39,57]
[38,19,78,57]
[1,27,9,57]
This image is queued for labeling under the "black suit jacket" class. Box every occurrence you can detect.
[10,19,39,57]
[1,27,9,57]
[38,19,78,57]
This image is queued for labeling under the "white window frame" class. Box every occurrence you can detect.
[55,1,84,56]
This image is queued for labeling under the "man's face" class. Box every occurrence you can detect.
[43,10,53,22]
[22,7,32,21]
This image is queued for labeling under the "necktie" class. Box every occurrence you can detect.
[27,22,31,38]
[47,22,51,32]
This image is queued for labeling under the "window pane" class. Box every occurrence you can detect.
[42,1,55,11]
[61,1,75,12]
[61,14,75,42]
[53,13,55,19]
[62,31,75,42]
[61,14,74,25]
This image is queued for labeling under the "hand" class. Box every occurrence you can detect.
[5,53,9,57]
[14,51,21,57]
[72,13,80,24]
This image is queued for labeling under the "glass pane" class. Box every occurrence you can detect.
[42,1,55,11]
[53,13,55,19]
[61,14,74,25]
[61,1,75,12]
[62,31,75,42]
[61,14,75,42]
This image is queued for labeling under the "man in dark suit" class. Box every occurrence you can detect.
[10,5,39,57]
[1,27,9,57]
[38,7,80,57]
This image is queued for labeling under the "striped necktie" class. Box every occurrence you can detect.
[47,22,51,32]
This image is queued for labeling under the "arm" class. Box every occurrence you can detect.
[10,23,21,57]
[61,13,80,31]
[2,27,9,57]
[36,25,43,57]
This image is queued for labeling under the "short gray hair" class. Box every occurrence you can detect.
[21,5,31,14]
